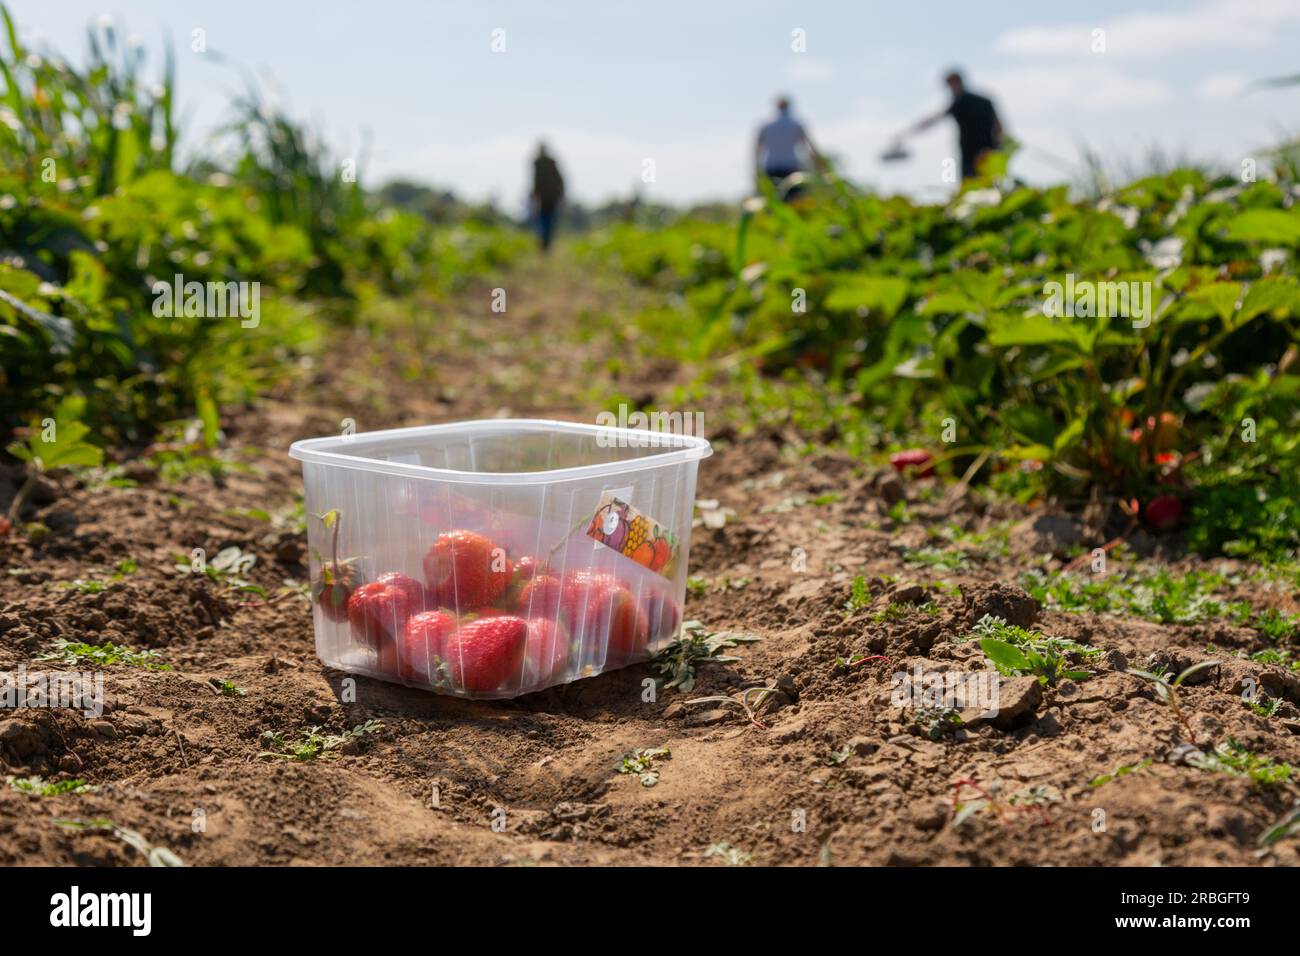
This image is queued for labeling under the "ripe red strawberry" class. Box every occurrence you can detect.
[0,517,11,538]
[562,570,648,667]
[311,509,356,622]
[313,560,355,622]
[423,530,511,610]
[442,615,528,692]
[375,571,428,610]
[591,585,650,667]
[562,568,620,595]
[889,448,934,478]
[538,569,616,629]
[347,579,418,675]
[347,580,416,648]
[641,585,681,642]
[517,573,567,619]
[399,609,457,683]
[524,617,570,686]
[499,554,540,608]
[1143,495,1184,532]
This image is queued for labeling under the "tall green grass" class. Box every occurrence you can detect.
[0,4,523,445]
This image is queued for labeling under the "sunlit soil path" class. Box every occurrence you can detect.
[1,245,1298,866]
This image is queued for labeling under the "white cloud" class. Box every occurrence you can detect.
[996,0,1300,59]
[1197,72,1248,99]
[983,66,1171,114]
[786,56,835,83]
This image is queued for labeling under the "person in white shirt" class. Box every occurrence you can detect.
[755,96,824,197]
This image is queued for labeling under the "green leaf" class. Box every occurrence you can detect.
[824,276,910,319]
[1184,282,1241,324]
[1002,405,1057,447]
[1258,806,1300,846]
[1238,276,1300,323]
[13,400,103,472]
[0,288,76,354]
[919,290,981,315]
[1220,209,1300,245]
[1001,442,1053,462]
[1172,659,1219,687]
[987,313,1085,350]
[196,391,221,449]
[979,637,1030,675]
[1053,418,1086,456]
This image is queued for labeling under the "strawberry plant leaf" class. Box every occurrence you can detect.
[1220,209,1300,245]
[978,637,1030,675]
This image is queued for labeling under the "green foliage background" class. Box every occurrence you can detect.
[0,6,525,445]
[584,159,1300,559]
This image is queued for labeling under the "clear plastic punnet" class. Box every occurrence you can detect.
[289,419,712,699]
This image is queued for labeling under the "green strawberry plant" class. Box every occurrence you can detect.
[1129,660,1220,738]
[655,621,760,693]
[35,640,170,671]
[1188,739,1293,786]
[590,157,1300,561]
[617,747,671,787]
[258,720,383,761]
[979,637,1092,686]
[4,397,103,530]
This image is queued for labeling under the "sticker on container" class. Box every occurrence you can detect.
[586,495,676,575]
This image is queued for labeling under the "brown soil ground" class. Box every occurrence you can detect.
[2,250,1299,866]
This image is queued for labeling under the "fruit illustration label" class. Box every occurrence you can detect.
[586,495,676,575]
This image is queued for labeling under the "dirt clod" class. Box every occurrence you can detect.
[963,582,1040,630]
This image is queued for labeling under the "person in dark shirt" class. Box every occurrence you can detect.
[906,70,1004,180]
[530,143,565,252]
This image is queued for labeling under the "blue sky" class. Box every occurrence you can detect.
[9,0,1300,206]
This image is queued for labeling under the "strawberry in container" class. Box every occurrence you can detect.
[290,419,709,698]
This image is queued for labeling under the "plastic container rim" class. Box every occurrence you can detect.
[288,417,712,485]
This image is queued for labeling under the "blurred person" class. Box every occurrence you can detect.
[904,70,1004,180]
[530,143,565,252]
[755,96,824,199]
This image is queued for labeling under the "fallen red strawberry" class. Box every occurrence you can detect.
[442,615,528,691]
[524,617,570,686]
[1143,495,1184,532]
[0,516,11,539]
[424,530,511,610]
[889,448,934,478]
[399,609,457,683]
